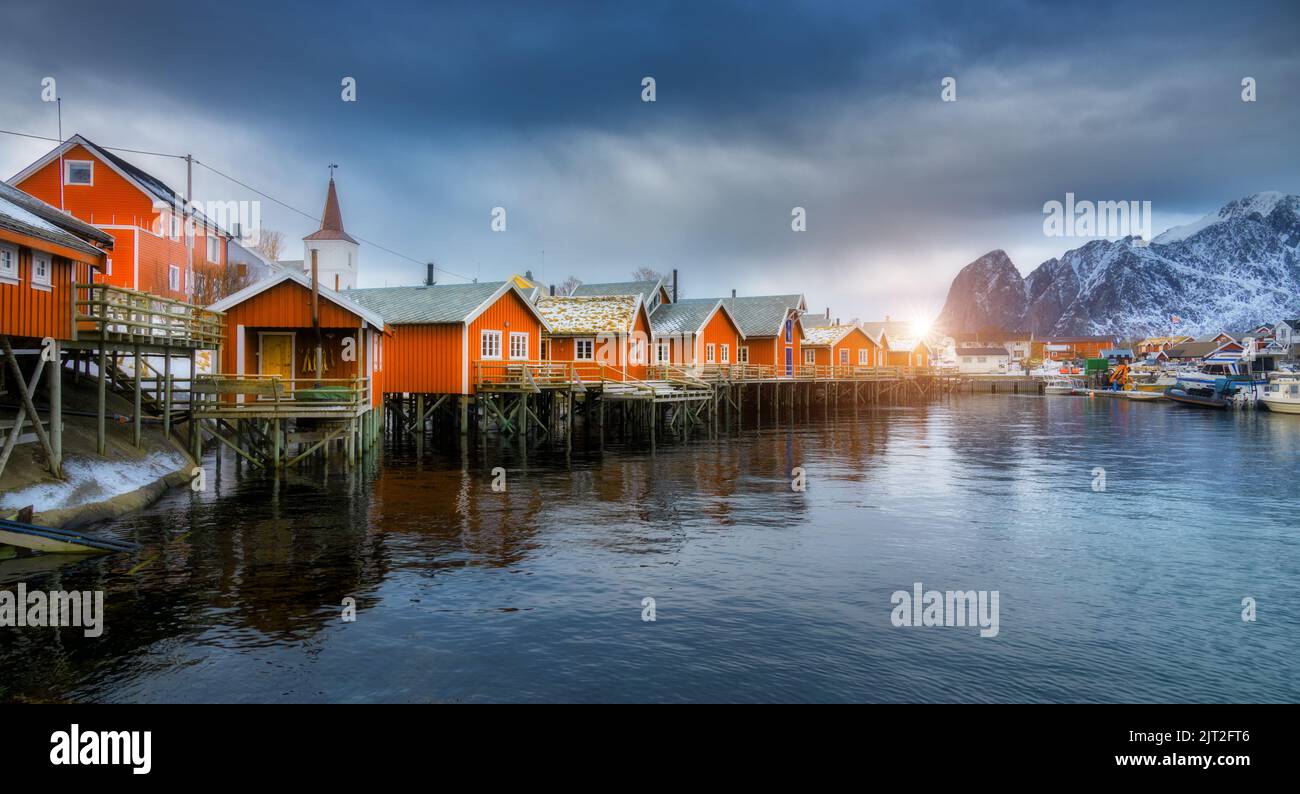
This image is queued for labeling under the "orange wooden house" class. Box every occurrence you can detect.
[884,337,932,368]
[802,324,882,370]
[207,269,386,410]
[348,280,550,395]
[533,295,652,381]
[1,181,112,344]
[647,298,745,366]
[723,294,806,376]
[11,134,228,302]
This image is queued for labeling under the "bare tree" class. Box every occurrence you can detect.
[559,275,582,296]
[191,259,254,306]
[253,229,285,263]
[631,266,680,298]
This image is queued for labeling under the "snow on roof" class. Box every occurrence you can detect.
[803,324,856,347]
[535,295,640,334]
[0,181,108,257]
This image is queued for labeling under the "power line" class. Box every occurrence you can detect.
[1,127,473,282]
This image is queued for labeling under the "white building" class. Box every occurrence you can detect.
[300,177,359,291]
[956,346,1012,374]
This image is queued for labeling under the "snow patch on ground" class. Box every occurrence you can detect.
[0,450,187,513]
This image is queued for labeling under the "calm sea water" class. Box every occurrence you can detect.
[2,394,1297,703]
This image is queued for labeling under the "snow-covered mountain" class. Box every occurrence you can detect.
[937,192,1300,337]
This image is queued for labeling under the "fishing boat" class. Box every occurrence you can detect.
[0,518,141,555]
[1120,390,1165,402]
[1043,376,1081,395]
[1261,377,1300,414]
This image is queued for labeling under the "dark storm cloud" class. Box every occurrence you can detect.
[1,0,1297,319]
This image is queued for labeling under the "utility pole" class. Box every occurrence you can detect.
[185,154,193,299]
[57,97,64,210]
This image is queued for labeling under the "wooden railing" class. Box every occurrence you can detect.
[75,283,224,348]
[191,375,369,415]
[475,360,583,391]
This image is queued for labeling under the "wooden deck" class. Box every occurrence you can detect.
[73,283,224,351]
[191,375,373,420]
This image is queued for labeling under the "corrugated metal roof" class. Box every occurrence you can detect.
[0,180,109,257]
[723,294,802,336]
[535,295,639,334]
[649,298,720,336]
[348,281,506,324]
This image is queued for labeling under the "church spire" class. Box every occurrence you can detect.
[304,176,357,243]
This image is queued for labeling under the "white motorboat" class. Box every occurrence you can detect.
[1043,377,1082,395]
[1261,377,1300,414]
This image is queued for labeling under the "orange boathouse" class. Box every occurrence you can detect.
[533,294,652,381]
[802,324,882,371]
[648,298,745,368]
[724,294,806,376]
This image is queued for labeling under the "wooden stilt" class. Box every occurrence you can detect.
[49,340,61,471]
[163,354,173,440]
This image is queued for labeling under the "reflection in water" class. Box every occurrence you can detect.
[1,395,1296,703]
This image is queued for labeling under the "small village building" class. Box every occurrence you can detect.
[572,278,674,315]
[1275,319,1299,349]
[802,324,881,370]
[725,294,806,376]
[534,295,653,381]
[11,134,229,302]
[1100,347,1135,364]
[1036,336,1119,361]
[647,297,744,367]
[1136,335,1193,355]
[348,280,549,395]
[955,346,1011,373]
[207,269,386,411]
[884,337,932,369]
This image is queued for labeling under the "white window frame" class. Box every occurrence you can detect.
[575,338,594,361]
[64,159,93,186]
[31,252,53,289]
[168,264,181,292]
[0,243,17,284]
[839,348,849,366]
[859,348,868,365]
[738,346,748,364]
[481,330,502,360]
[508,331,529,360]
[705,343,716,363]
[804,348,815,364]
[656,339,670,363]
[206,235,221,263]
[720,343,729,363]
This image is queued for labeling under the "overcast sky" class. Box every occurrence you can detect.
[1,0,1297,323]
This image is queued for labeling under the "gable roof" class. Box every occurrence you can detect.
[958,346,1012,357]
[534,295,643,334]
[803,324,859,347]
[347,280,547,328]
[724,294,804,337]
[861,320,915,341]
[10,134,228,235]
[1166,341,1223,358]
[649,298,742,338]
[0,180,113,258]
[571,279,664,301]
[207,269,384,329]
[303,178,357,243]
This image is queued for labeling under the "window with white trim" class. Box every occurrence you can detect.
[839,348,849,365]
[575,338,594,361]
[509,332,528,360]
[804,349,815,364]
[540,338,549,361]
[705,343,715,363]
[206,235,220,262]
[0,243,17,284]
[720,344,729,363]
[859,348,869,365]
[481,330,502,359]
[105,257,112,276]
[64,160,93,185]
[168,264,181,292]
[656,339,670,363]
[785,319,793,343]
[31,253,52,288]
[738,346,748,364]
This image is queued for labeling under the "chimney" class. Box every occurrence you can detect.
[885,314,891,323]
[549,284,556,296]
[731,288,736,298]
[672,269,678,302]
[425,262,436,286]
[525,269,533,281]
[826,307,830,319]
[836,317,840,326]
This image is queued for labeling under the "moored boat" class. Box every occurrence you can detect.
[1261,377,1300,414]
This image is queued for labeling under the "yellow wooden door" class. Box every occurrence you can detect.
[261,334,294,384]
